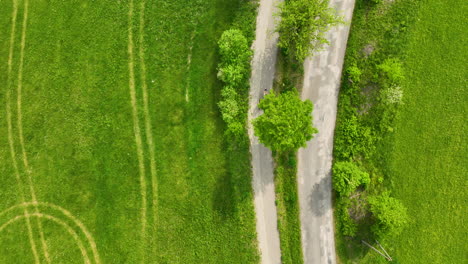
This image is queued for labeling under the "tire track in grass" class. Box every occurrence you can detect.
[127,0,148,260]
[0,213,91,264]
[15,0,51,262]
[137,0,158,230]
[0,202,101,264]
[5,0,40,262]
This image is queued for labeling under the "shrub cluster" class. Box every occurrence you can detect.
[276,0,343,63]
[332,161,370,196]
[333,55,408,239]
[336,198,358,237]
[368,192,408,238]
[253,90,317,152]
[217,29,253,138]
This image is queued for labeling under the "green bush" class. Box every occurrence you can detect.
[337,198,358,237]
[217,29,253,138]
[347,64,362,84]
[276,0,343,63]
[218,29,252,67]
[332,161,370,196]
[334,114,375,160]
[253,90,317,152]
[376,58,404,86]
[368,193,409,238]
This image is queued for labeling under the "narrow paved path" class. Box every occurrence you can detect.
[297,1,355,264]
[248,0,283,263]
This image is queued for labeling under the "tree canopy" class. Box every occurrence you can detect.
[217,29,252,137]
[368,193,409,238]
[253,90,317,152]
[332,161,370,196]
[218,29,252,86]
[276,0,343,63]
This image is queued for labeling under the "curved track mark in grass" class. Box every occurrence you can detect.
[127,0,148,259]
[138,0,158,228]
[0,202,101,264]
[0,213,91,264]
[5,0,40,262]
[15,1,51,262]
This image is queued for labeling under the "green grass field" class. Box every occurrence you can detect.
[0,0,259,263]
[381,0,467,262]
[334,0,467,263]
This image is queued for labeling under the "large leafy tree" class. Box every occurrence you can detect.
[276,0,343,63]
[368,193,409,238]
[253,90,317,152]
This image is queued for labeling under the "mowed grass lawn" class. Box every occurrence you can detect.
[357,0,467,263]
[0,0,258,263]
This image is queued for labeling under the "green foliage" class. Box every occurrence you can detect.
[334,115,375,160]
[337,198,358,237]
[376,58,404,86]
[368,193,408,238]
[274,152,304,264]
[332,161,370,196]
[334,0,466,263]
[347,64,362,84]
[217,29,252,137]
[276,0,343,63]
[253,90,317,152]
[380,85,403,105]
[218,29,252,86]
[231,0,260,43]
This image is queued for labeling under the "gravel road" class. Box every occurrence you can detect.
[248,0,283,263]
[297,1,355,263]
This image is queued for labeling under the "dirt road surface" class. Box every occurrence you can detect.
[248,0,283,263]
[298,0,355,264]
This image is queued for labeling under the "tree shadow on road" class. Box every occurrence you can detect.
[308,173,332,217]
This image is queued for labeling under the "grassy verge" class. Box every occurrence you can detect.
[273,151,303,264]
[333,0,466,263]
[0,0,259,263]
[270,36,305,264]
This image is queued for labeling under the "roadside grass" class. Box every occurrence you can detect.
[273,152,303,264]
[270,44,305,264]
[0,0,259,263]
[381,0,467,262]
[333,0,467,263]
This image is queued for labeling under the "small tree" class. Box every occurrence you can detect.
[217,29,252,138]
[218,29,252,85]
[332,161,370,196]
[368,193,408,238]
[276,0,343,63]
[253,90,317,152]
